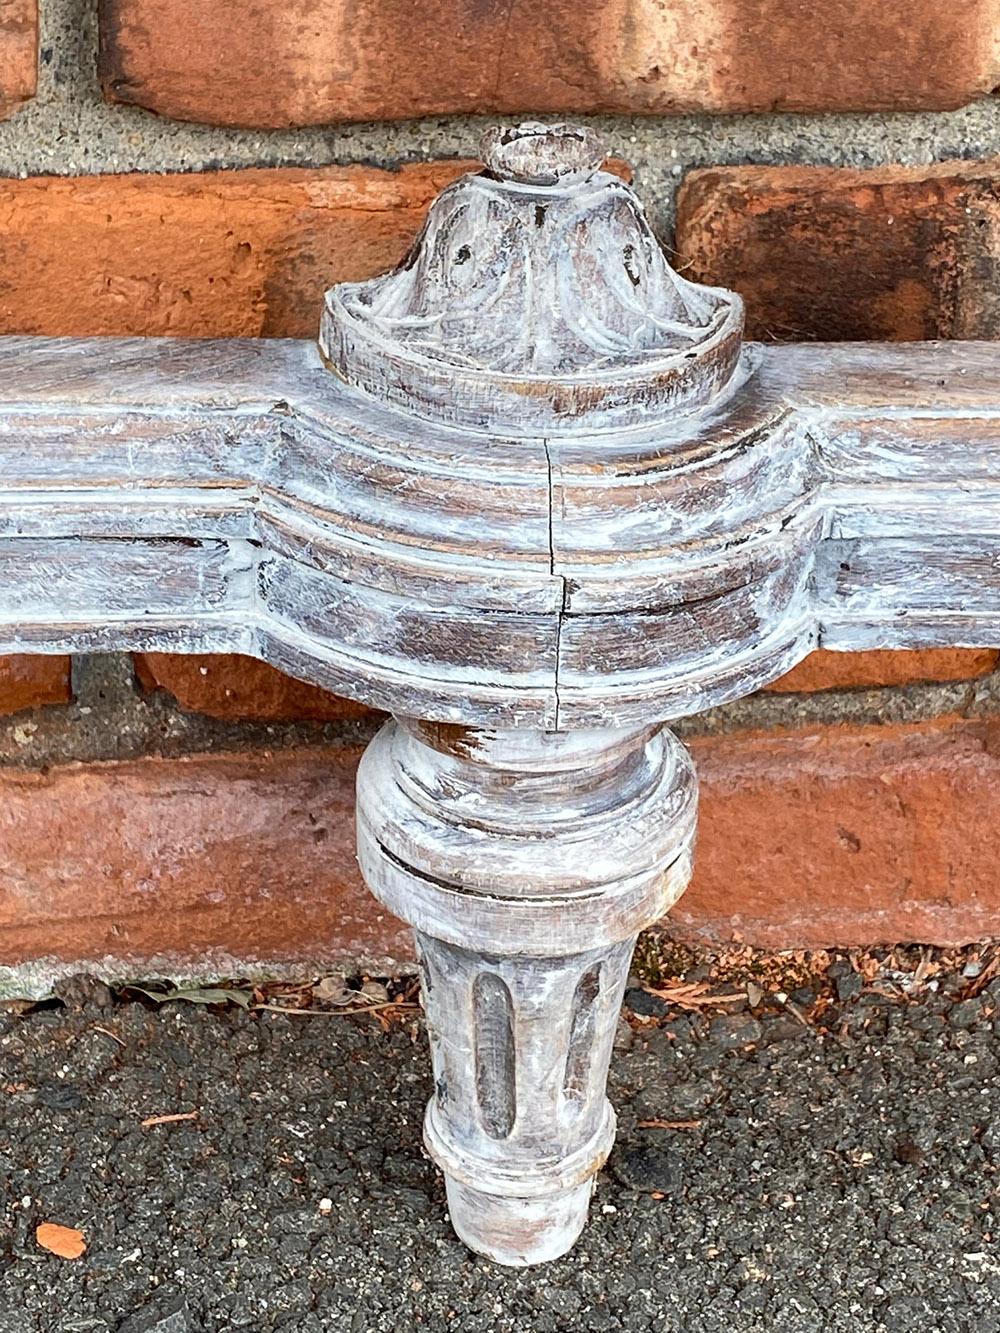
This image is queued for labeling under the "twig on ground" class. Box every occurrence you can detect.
[781,998,811,1027]
[92,1024,126,1047]
[252,1002,421,1017]
[141,1110,199,1128]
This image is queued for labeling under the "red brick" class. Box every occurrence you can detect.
[0,746,411,970]
[134,654,373,723]
[680,717,1000,948]
[0,656,71,716]
[677,161,1000,690]
[676,159,1000,343]
[98,0,1000,128]
[6,720,1000,974]
[767,649,999,694]
[0,163,474,340]
[0,1,37,118]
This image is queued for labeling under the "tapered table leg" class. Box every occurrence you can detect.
[356,718,697,1266]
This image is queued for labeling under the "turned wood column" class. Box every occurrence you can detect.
[356,719,695,1264]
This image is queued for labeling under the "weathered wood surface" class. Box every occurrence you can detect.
[0,335,998,725]
[357,720,696,1265]
[320,123,744,436]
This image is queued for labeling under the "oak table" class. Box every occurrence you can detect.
[2,122,999,1265]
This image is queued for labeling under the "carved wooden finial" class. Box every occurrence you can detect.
[320,122,744,433]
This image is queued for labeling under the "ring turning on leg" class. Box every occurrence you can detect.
[356,719,697,1266]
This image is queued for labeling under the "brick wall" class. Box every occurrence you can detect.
[3,0,1000,989]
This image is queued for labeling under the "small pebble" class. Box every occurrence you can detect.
[53,973,115,1014]
[949,999,982,1030]
[624,987,668,1018]
[894,1139,926,1167]
[760,1017,808,1045]
[710,1013,763,1050]
[836,971,863,1002]
[117,1295,191,1333]
[611,1137,683,1194]
[359,980,390,1005]
[612,1015,635,1051]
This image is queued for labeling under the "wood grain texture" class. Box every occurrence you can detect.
[356,719,695,1265]
[0,335,998,724]
[0,145,998,729]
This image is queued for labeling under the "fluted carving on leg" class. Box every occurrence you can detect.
[356,719,696,1265]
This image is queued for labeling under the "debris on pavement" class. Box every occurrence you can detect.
[35,1222,86,1260]
[621,937,1000,1036]
[0,941,998,1330]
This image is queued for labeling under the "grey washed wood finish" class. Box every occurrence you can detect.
[4,338,1000,716]
[357,721,695,1263]
[3,122,1000,1264]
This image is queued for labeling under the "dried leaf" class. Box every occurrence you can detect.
[648,981,746,1011]
[962,950,1000,1000]
[36,1222,86,1259]
[360,979,391,1005]
[912,948,934,989]
[637,1118,702,1130]
[127,985,253,1009]
[313,974,350,1005]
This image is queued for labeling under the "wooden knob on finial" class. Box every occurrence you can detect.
[480,122,605,187]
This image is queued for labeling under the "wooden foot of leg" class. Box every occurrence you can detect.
[356,719,696,1266]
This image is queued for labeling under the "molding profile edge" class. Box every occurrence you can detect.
[0,336,995,727]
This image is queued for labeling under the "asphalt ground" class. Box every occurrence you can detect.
[1,951,998,1333]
